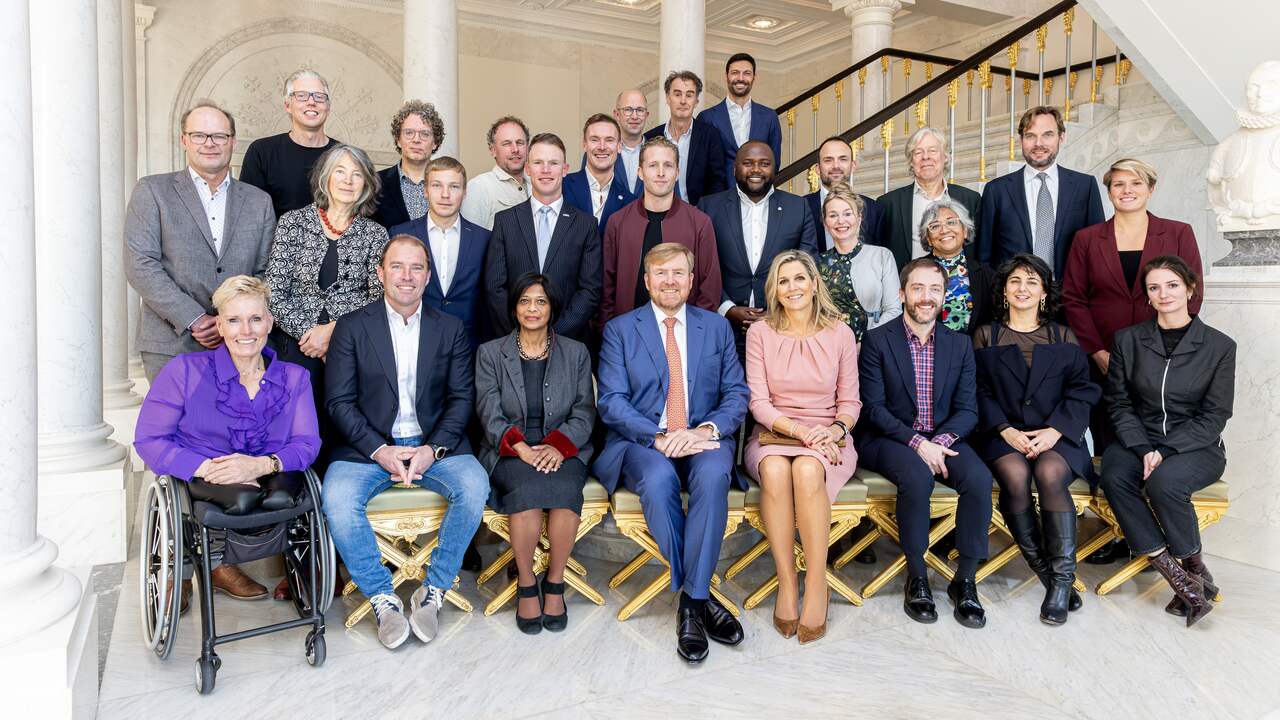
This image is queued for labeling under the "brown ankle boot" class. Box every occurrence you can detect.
[1148,550,1212,627]
[1166,553,1221,616]
[210,564,268,600]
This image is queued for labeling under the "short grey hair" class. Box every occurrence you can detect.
[918,199,975,254]
[284,69,331,99]
[310,144,381,218]
[904,126,950,179]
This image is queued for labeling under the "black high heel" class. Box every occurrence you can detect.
[515,583,543,635]
[541,577,568,632]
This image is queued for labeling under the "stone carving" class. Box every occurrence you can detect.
[1208,61,1280,232]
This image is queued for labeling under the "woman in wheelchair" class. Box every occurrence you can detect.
[135,275,321,601]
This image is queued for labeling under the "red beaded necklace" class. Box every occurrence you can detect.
[317,207,350,236]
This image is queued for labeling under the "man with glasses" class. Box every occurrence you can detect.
[239,69,340,218]
[613,89,650,194]
[373,100,445,229]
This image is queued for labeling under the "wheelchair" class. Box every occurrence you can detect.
[138,469,336,694]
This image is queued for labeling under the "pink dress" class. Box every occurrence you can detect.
[743,320,862,503]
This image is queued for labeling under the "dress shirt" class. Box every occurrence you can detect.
[910,181,949,256]
[398,164,428,221]
[725,97,752,148]
[664,123,694,202]
[460,165,530,230]
[718,187,773,313]
[651,302,689,432]
[529,195,565,252]
[1023,163,1060,251]
[188,166,230,255]
[619,141,642,194]
[903,317,957,450]
[586,171,613,222]
[386,299,424,440]
[426,216,461,296]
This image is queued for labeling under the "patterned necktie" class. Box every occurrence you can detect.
[663,316,687,432]
[536,205,553,270]
[1034,172,1055,270]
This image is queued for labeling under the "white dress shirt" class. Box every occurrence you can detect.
[529,195,564,259]
[664,123,693,202]
[651,302,689,432]
[188,166,230,255]
[586,171,613,222]
[1023,162,1060,250]
[618,141,642,194]
[725,97,752,148]
[426,216,461,296]
[386,300,423,440]
[717,187,773,314]
[910,181,950,257]
[460,165,530,230]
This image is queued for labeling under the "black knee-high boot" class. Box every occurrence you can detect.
[1040,511,1078,625]
[1004,508,1081,613]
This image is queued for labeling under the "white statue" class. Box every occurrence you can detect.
[1208,61,1280,232]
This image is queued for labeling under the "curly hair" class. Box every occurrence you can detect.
[390,100,445,154]
[993,253,1060,323]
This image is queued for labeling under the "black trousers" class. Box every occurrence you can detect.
[1098,443,1225,558]
[271,328,335,472]
[860,437,994,563]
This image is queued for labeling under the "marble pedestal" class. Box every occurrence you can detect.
[0,567,98,719]
[38,459,131,567]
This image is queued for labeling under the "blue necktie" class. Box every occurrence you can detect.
[536,205,553,270]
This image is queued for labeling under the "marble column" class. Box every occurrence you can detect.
[834,0,902,117]
[658,0,705,123]
[135,5,155,178]
[403,0,458,158]
[123,0,142,378]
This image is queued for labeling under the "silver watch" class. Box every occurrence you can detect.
[433,446,448,461]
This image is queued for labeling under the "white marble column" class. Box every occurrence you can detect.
[659,0,705,123]
[835,0,902,117]
[134,5,155,178]
[404,0,458,158]
[123,0,142,379]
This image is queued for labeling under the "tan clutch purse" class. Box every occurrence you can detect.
[759,430,846,448]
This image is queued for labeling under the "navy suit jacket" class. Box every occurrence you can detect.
[372,164,412,230]
[593,304,750,491]
[325,300,474,464]
[805,189,882,249]
[977,165,1105,279]
[856,318,978,446]
[698,188,818,310]
[697,100,784,181]
[483,199,602,342]
[644,119,729,206]
[388,215,490,347]
[563,168,637,236]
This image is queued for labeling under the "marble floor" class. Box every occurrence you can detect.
[95,528,1280,719]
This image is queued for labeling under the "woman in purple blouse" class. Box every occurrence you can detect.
[135,275,320,600]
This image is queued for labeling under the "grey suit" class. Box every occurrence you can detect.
[124,169,275,378]
[473,333,596,474]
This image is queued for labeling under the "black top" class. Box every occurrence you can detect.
[239,132,340,219]
[1118,249,1143,290]
[1159,322,1191,357]
[634,209,668,308]
[521,357,548,444]
[316,239,340,324]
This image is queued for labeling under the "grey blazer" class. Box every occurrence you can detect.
[124,170,275,356]
[474,333,596,474]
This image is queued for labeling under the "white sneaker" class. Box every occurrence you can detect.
[409,585,446,643]
[370,593,409,649]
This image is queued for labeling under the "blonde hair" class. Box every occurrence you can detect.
[821,181,865,219]
[211,275,271,314]
[1103,157,1158,190]
[643,242,695,273]
[763,251,843,334]
[904,126,950,178]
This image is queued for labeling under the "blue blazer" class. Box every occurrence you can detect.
[977,166,1104,279]
[593,305,750,491]
[697,100,784,181]
[856,318,978,446]
[805,190,882,249]
[388,215,490,347]
[644,119,729,206]
[698,188,818,310]
[563,168,637,236]
[372,164,411,230]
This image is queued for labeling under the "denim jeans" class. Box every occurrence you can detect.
[322,436,488,597]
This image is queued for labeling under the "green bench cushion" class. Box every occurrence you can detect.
[612,487,746,514]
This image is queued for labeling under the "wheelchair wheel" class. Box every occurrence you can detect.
[139,476,183,659]
[194,654,218,695]
[305,630,326,667]
[285,471,336,617]
[307,469,336,613]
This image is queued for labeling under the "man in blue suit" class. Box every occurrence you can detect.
[390,156,490,347]
[805,136,881,249]
[643,70,728,206]
[699,141,817,348]
[697,53,783,182]
[595,242,750,664]
[857,257,994,629]
[564,113,636,236]
[977,106,1104,280]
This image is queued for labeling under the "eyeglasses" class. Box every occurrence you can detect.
[289,91,330,104]
[184,132,232,146]
[927,218,963,233]
[616,106,649,116]
[400,129,434,141]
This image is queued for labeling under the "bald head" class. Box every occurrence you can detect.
[613,89,649,143]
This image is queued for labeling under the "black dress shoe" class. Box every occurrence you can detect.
[676,608,709,663]
[855,546,878,565]
[462,542,482,573]
[702,598,744,646]
[946,578,987,629]
[903,576,937,624]
[1086,538,1129,565]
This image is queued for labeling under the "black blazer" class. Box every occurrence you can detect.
[388,215,491,348]
[483,199,602,342]
[977,165,1105,279]
[698,188,818,310]
[644,119,729,206]
[856,318,978,446]
[325,300,474,464]
[563,167,637,236]
[938,250,994,336]
[875,183,982,271]
[372,164,412,230]
[805,189,882,249]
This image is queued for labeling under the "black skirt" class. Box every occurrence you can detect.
[488,456,587,515]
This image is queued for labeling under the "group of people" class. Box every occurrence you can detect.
[127,56,1233,666]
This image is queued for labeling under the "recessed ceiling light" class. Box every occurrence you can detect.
[747,15,779,30]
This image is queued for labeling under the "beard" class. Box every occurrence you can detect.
[1024,147,1059,170]
[905,300,939,325]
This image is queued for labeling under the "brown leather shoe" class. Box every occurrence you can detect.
[274,577,290,601]
[210,564,268,600]
[165,579,192,615]
[772,613,798,639]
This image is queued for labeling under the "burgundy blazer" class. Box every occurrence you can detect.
[600,197,723,323]
[1062,213,1203,356]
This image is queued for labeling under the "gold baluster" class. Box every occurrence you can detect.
[1119,58,1132,85]
[880,118,894,195]
[1092,65,1103,104]
[1036,24,1048,105]
[1063,8,1075,119]
[1007,41,1019,160]
[811,93,820,150]
[924,61,934,126]
[966,67,974,122]
[1023,78,1032,110]
[1066,71,1078,121]
[857,66,868,122]
[880,56,890,109]
[915,97,929,129]
[786,107,796,191]
[1043,76,1054,101]
[901,58,912,133]
[834,77,844,130]
[979,60,992,182]
[947,78,959,182]
[807,164,820,194]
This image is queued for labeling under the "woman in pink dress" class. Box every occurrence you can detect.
[744,250,861,644]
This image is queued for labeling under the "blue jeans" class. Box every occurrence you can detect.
[322,437,487,597]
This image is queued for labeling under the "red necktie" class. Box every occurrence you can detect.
[663,316,687,431]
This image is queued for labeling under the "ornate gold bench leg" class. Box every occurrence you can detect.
[564,569,605,605]
[726,536,770,580]
[610,550,653,589]
[484,579,520,616]
[833,527,880,569]
[617,571,670,621]
[477,547,514,585]
[709,580,740,617]
[1096,554,1150,596]
[742,574,780,610]
[566,557,588,577]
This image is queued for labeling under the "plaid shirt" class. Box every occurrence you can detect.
[904,318,957,450]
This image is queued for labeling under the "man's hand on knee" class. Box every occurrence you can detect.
[914,440,957,478]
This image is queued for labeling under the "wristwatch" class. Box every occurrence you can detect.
[433,446,449,461]
[268,454,282,474]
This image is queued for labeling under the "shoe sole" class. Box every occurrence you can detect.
[212,586,268,601]
[903,603,938,624]
[382,623,411,650]
[679,652,707,664]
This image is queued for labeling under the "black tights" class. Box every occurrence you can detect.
[992,451,1074,515]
